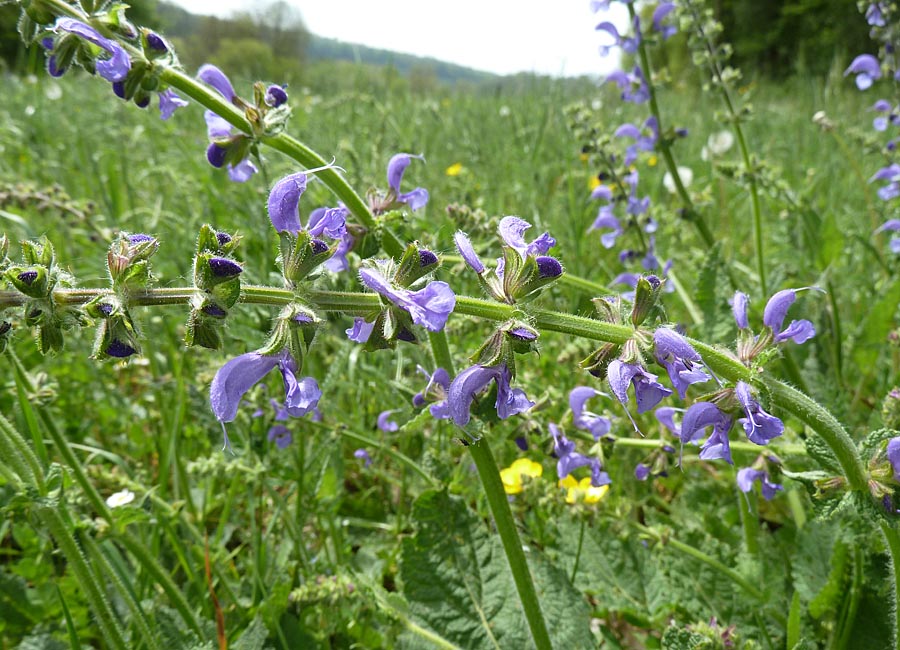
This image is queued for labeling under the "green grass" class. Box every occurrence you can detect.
[0,43,898,649]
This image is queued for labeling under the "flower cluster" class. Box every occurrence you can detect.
[846,4,900,253]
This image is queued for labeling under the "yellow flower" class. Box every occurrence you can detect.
[579,152,590,164]
[647,155,658,167]
[588,176,601,191]
[559,475,609,505]
[500,458,544,495]
[445,162,464,177]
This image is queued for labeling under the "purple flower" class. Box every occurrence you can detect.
[454,231,485,273]
[268,172,309,233]
[652,2,677,39]
[871,164,900,201]
[763,288,817,344]
[634,463,651,481]
[413,366,452,419]
[735,382,784,446]
[614,116,659,166]
[596,16,640,56]
[606,66,650,104]
[159,89,189,120]
[608,360,672,414]
[387,153,429,210]
[265,84,288,107]
[867,3,887,26]
[354,448,373,468]
[359,266,455,332]
[737,468,782,500]
[569,386,611,440]
[346,317,375,343]
[198,64,257,182]
[209,349,321,423]
[54,18,131,82]
[377,410,399,432]
[590,186,623,249]
[198,63,237,103]
[447,363,534,427]
[731,291,750,329]
[267,424,292,449]
[549,423,611,487]
[875,220,900,254]
[677,402,734,463]
[498,216,556,258]
[654,328,710,399]
[845,54,882,90]
[887,437,900,481]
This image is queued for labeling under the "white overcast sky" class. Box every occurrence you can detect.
[173,0,627,77]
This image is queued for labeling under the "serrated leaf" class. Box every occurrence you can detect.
[858,427,899,461]
[400,489,592,650]
[790,519,845,619]
[233,615,270,650]
[660,625,714,650]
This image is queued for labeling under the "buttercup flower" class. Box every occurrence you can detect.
[448,363,534,427]
[559,474,609,505]
[500,458,543,495]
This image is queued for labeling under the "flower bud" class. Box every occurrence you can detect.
[630,274,665,326]
[393,243,440,287]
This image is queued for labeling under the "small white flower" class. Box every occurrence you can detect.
[44,82,63,101]
[24,106,35,117]
[590,98,603,111]
[663,166,693,194]
[498,105,511,117]
[701,130,734,160]
[106,489,135,508]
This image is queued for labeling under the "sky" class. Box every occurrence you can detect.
[173,0,627,77]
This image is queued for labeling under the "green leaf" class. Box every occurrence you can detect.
[852,279,900,371]
[233,615,270,650]
[660,625,714,650]
[400,489,592,650]
[790,519,845,619]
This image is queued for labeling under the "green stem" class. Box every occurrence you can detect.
[570,517,586,583]
[468,437,553,650]
[630,520,766,602]
[881,522,900,650]
[0,411,44,492]
[38,506,128,650]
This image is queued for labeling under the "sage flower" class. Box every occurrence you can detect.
[377,410,399,432]
[653,328,710,399]
[498,216,556,258]
[53,18,130,82]
[737,468,782,500]
[735,381,784,446]
[447,363,534,427]
[888,437,900,481]
[359,266,455,332]
[413,366,452,419]
[198,64,257,182]
[387,153,429,210]
[569,386,612,440]
[845,54,882,90]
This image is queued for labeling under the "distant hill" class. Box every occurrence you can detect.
[156,1,496,85]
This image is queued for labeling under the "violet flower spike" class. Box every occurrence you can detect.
[447,363,533,427]
[387,153,429,210]
[55,18,131,83]
[359,266,455,332]
[735,381,784,446]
